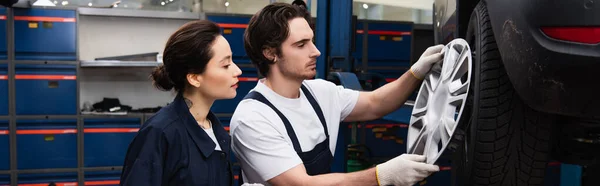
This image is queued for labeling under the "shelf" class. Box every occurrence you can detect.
[13,60,79,65]
[78,7,201,20]
[15,115,78,119]
[16,168,79,174]
[81,112,147,119]
[83,166,123,172]
[80,60,161,68]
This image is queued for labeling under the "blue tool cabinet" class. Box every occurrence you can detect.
[15,64,77,115]
[354,21,413,79]
[0,64,7,115]
[211,68,257,114]
[0,174,8,186]
[0,120,8,171]
[206,15,251,64]
[85,171,121,186]
[84,118,140,167]
[18,173,77,185]
[14,8,77,61]
[362,119,409,158]
[0,8,7,60]
[17,119,77,169]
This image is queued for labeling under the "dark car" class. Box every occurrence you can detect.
[433,0,600,185]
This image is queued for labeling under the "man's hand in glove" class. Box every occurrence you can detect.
[376,154,440,186]
[409,44,445,80]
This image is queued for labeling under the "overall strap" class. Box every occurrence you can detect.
[243,91,302,152]
[300,85,329,138]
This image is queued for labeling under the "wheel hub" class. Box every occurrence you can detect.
[407,38,473,164]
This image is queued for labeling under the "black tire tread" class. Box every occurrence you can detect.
[469,2,553,186]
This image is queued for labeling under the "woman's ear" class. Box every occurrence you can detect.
[262,48,277,63]
[186,73,203,88]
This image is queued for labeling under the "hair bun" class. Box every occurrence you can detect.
[292,0,307,9]
[151,65,175,91]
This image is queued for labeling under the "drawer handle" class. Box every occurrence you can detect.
[48,81,59,88]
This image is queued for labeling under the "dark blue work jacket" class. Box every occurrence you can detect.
[120,93,233,186]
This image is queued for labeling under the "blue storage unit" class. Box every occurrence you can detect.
[0,64,7,115]
[18,173,77,185]
[206,15,251,64]
[85,171,121,186]
[0,8,7,60]
[0,174,8,186]
[361,119,409,158]
[354,21,413,79]
[17,119,77,169]
[84,118,140,167]
[15,64,77,115]
[211,67,257,114]
[0,120,8,171]
[14,8,77,61]
[233,165,241,186]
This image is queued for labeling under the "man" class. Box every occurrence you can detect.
[230,2,444,186]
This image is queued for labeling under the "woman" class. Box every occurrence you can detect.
[120,20,242,186]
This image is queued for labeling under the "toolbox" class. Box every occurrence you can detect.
[0,64,7,115]
[84,118,140,167]
[17,119,77,169]
[0,120,7,170]
[15,64,77,115]
[14,8,77,61]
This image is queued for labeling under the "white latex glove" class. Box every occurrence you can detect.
[376,154,440,186]
[409,44,445,80]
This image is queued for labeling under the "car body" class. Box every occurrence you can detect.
[435,0,600,164]
[436,0,600,119]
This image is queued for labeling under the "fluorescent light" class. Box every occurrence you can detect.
[32,0,56,6]
[61,1,68,5]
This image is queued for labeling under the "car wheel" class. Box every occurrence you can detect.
[453,1,556,185]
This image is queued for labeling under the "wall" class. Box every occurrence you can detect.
[353,1,433,24]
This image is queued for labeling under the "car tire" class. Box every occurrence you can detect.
[451,1,556,185]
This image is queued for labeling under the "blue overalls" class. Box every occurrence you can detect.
[120,93,232,186]
[239,84,333,184]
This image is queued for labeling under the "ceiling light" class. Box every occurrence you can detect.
[88,2,92,6]
[32,0,56,6]
[362,3,369,9]
[61,1,68,5]
[225,1,229,6]
[161,2,165,5]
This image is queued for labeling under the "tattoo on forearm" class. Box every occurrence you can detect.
[184,98,193,108]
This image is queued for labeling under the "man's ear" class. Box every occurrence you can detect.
[186,73,203,88]
[262,47,277,63]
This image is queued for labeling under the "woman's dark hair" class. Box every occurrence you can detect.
[243,2,311,77]
[151,20,221,92]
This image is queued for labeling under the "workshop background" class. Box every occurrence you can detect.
[0,0,586,185]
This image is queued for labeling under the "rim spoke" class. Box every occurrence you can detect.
[448,93,468,107]
[449,80,470,96]
[412,106,428,118]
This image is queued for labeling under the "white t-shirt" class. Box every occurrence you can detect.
[230,78,360,185]
[203,125,222,151]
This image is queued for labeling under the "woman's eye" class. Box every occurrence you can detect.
[224,65,230,68]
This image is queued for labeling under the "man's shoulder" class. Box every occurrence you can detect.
[303,78,336,89]
[231,98,277,125]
